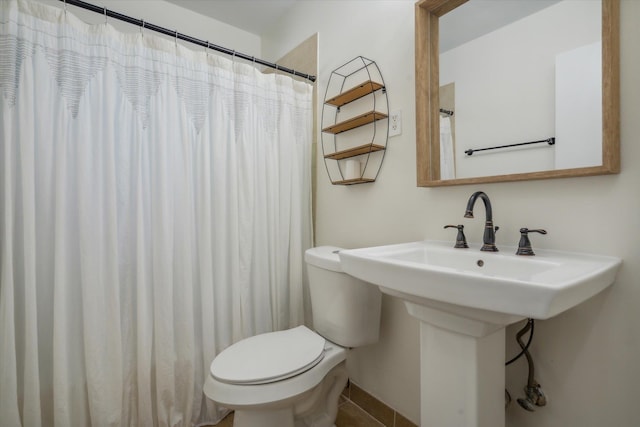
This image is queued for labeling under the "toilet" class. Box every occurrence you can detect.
[203,246,382,427]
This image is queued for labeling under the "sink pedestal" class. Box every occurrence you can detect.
[339,240,621,426]
[339,240,621,427]
[405,301,521,427]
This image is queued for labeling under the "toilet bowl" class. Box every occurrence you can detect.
[203,246,381,427]
[204,326,348,427]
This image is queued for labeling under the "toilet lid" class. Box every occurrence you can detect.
[210,326,326,385]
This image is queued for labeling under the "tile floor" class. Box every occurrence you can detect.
[213,412,233,427]
[206,381,418,427]
[211,401,384,427]
[336,400,386,426]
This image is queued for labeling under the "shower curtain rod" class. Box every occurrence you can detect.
[59,0,316,82]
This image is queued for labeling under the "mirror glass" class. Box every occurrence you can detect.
[415,0,619,186]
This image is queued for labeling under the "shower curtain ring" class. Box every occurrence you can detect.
[140,20,144,38]
[103,7,107,25]
[175,30,178,47]
[63,0,67,15]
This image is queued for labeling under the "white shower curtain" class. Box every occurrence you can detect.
[0,0,313,425]
[439,116,455,180]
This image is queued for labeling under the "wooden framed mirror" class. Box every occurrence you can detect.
[415,0,619,187]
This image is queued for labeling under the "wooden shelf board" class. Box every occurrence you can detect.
[324,144,386,160]
[332,178,376,185]
[322,111,388,134]
[325,81,385,107]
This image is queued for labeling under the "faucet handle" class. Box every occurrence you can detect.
[516,228,547,256]
[444,224,469,249]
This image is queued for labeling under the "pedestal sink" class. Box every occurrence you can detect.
[339,240,621,427]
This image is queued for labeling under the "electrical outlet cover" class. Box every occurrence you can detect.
[389,110,402,136]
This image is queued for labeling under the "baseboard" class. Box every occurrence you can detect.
[340,380,418,427]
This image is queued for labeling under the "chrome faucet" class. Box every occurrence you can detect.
[464,191,499,252]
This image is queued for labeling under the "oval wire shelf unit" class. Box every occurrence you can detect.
[321,56,389,185]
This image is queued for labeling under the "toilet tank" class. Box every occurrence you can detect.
[305,246,381,348]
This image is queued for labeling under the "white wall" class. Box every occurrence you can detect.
[264,1,640,426]
[36,0,261,58]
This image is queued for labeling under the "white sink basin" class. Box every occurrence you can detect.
[340,239,621,427]
[339,240,621,320]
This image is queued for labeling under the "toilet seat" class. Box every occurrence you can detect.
[210,326,326,385]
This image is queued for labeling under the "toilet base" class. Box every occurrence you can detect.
[230,362,348,427]
[234,408,295,427]
[233,410,337,427]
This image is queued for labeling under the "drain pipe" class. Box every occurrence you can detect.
[505,319,547,411]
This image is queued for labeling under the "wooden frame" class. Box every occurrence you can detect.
[415,0,620,187]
